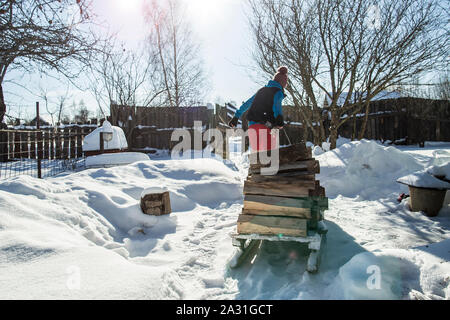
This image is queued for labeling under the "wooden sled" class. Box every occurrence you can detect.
[229,220,328,273]
[229,143,329,273]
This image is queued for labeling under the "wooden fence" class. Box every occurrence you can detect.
[337,98,450,144]
[110,97,449,153]
[110,104,214,150]
[0,125,97,162]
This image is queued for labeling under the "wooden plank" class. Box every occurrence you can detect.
[250,159,319,175]
[250,143,312,167]
[62,128,69,159]
[243,204,311,218]
[244,179,315,198]
[245,194,328,209]
[247,171,316,182]
[29,132,36,159]
[43,131,49,159]
[7,131,14,159]
[243,194,316,215]
[36,131,43,160]
[50,131,55,159]
[76,127,82,158]
[70,129,76,159]
[20,132,28,159]
[237,214,307,237]
[55,130,62,159]
[14,131,20,158]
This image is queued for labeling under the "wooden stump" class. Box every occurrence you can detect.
[140,191,171,216]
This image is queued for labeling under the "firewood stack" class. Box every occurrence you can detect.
[237,143,328,237]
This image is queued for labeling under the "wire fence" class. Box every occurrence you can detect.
[0,126,96,180]
[0,157,84,179]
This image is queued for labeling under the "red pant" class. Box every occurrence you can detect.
[248,124,278,152]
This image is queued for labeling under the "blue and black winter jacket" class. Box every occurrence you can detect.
[234,80,286,126]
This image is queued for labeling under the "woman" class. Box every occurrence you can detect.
[228,66,288,152]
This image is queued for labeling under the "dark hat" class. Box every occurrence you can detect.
[273,66,288,88]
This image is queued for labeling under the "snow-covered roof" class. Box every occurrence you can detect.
[82,121,128,152]
[325,91,402,107]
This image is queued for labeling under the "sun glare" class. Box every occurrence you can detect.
[114,0,141,13]
[185,0,227,23]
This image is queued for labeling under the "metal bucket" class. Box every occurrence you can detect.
[408,186,447,217]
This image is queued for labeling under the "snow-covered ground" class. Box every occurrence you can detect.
[0,138,448,299]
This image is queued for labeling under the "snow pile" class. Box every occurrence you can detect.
[141,187,169,198]
[82,121,128,152]
[312,145,325,156]
[330,241,450,299]
[0,135,449,300]
[317,140,422,199]
[397,171,450,190]
[427,162,450,181]
[85,152,149,168]
[0,158,242,299]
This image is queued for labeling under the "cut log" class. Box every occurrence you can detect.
[237,214,307,237]
[247,171,316,182]
[249,143,312,165]
[244,179,316,198]
[243,194,320,218]
[250,159,320,175]
[140,191,171,216]
[310,185,326,197]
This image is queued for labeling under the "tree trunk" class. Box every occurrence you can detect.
[351,114,357,141]
[0,83,6,124]
[329,111,339,150]
[358,101,371,140]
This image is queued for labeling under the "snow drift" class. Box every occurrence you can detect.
[316,140,423,200]
[0,138,449,300]
[0,158,242,299]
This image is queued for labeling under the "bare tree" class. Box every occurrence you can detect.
[0,0,101,123]
[89,40,166,116]
[435,72,450,101]
[143,0,208,107]
[38,85,71,127]
[248,0,448,148]
[73,99,89,123]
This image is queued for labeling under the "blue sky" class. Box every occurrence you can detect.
[4,0,261,121]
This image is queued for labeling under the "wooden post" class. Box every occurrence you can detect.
[76,126,82,158]
[36,102,42,178]
[99,132,104,153]
[14,131,20,159]
[50,131,55,160]
[0,125,7,162]
[62,127,69,159]
[55,129,62,159]
[21,132,27,159]
[43,130,49,159]
[8,131,14,159]
[436,120,441,141]
[30,131,36,159]
[70,128,76,159]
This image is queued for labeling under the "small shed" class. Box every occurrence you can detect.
[82,120,128,157]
